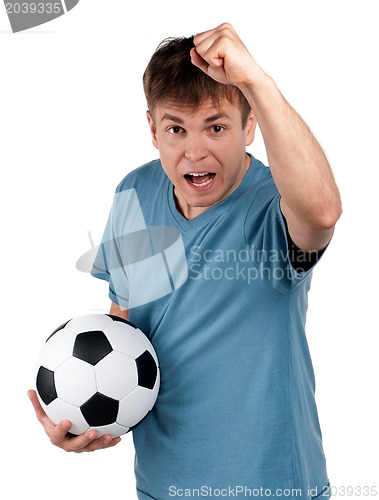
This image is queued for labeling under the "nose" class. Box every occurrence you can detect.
[184,135,208,162]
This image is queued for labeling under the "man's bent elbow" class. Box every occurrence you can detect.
[317,196,343,230]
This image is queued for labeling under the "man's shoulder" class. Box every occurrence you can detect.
[244,155,278,204]
[250,155,274,183]
[115,158,166,193]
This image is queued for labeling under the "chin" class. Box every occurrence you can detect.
[186,193,225,209]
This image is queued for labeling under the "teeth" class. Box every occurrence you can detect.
[184,172,215,188]
[193,178,212,187]
[189,177,214,187]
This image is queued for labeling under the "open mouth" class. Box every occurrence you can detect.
[184,172,216,188]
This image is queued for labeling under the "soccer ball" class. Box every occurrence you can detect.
[35,313,160,437]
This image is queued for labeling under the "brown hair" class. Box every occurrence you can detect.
[143,35,251,128]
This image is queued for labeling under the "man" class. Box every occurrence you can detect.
[29,23,342,499]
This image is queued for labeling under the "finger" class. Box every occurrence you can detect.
[194,22,235,46]
[194,27,218,47]
[27,389,48,423]
[49,419,75,447]
[29,389,121,452]
[193,31,234,70]
[190,47,210,73]
[194,31,224,61]
[106,436,122,448]
[50,424,98,451]
[76,435,122,453]
[192,41,226,74]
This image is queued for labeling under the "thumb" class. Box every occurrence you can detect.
[190,47,209,73]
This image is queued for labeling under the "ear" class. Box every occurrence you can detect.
[146,111,159,150]
[244,111,257,146]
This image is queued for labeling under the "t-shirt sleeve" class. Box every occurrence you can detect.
[244,190,325,294]
[281,210,325,274]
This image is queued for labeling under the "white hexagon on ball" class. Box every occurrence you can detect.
[90,422,130,439]
[95,350,138,400]
[36,327,77,371]
[66,313,112,334]
[41,398,90,436]
[55,357,96,406]
[118,385,157,428]
[103,321,147,358]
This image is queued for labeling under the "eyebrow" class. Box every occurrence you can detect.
[161,113,184,124]
[161,112,232,124]
[204,112,232,124]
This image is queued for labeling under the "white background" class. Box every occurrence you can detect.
[1,0,378,498]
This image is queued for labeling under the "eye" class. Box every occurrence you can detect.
[168,126,184,134]
[211,125,225,133]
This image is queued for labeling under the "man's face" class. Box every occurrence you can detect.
[147,97,256,219]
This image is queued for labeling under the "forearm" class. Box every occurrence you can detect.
[240,72,342,229]
[192,22,342,251]
[110,301,129,320]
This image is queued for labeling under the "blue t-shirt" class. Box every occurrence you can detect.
[92,154,330,500]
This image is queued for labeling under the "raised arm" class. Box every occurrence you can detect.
[191,23,342,252]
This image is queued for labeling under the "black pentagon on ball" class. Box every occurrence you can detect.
[45,319,71,342]
[81,392,119,426]
[106,314,137,328]
[73,331,112,365]
[136,350,157,390]
[36,366,57,405]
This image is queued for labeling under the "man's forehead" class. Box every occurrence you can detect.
[154,97,238,122]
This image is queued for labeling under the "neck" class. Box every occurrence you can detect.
[175,153,251,220]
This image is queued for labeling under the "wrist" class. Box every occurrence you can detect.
[238,62,270,88]
[238,71,281,113]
